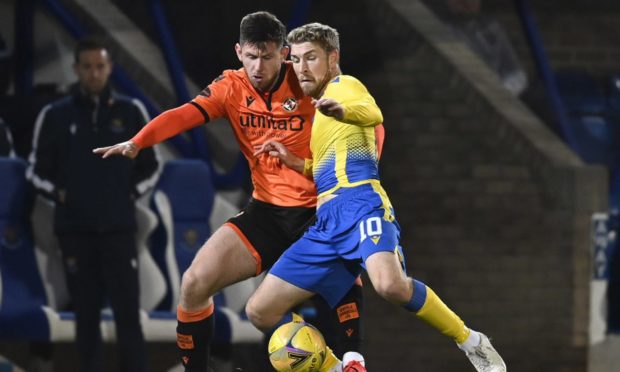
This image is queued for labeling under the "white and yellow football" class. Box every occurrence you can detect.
[268,321,326,371]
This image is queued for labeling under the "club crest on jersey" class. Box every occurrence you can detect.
[283,97,297,111]
[183,229,199,251]
[109,118,125,133]
[246,96,255,107]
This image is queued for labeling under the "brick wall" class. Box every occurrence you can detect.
[352,0,607,370]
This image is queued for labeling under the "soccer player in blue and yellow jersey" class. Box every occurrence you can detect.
[247,23,507,372]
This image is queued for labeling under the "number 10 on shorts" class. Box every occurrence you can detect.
[359,216,382,242]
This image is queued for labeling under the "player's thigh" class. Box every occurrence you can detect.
[185,224,258,293]
[249,273,315,316]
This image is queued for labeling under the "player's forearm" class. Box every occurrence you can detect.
[132,103,206,149]
[283,155,306,174]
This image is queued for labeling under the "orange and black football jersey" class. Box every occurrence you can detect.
[132,62,316,207]
[193,63,316,207]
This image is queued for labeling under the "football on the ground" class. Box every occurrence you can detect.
[268,321,326,371]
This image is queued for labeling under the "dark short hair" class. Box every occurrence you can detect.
[287,23,340,53]
[74,36,111,63]
[239,11,286,49]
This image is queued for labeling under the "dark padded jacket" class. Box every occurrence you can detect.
[27,84,160,234]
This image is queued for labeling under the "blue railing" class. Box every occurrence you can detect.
[147,0,249,188]
[513,0,579,153]
[39,0,161,119]
[27,0,250,187]
[17,0,317,188]
[14,0,35,97]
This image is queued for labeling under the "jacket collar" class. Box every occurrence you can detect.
[71,83,113,108]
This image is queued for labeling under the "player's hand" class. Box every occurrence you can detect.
[92,141,140,159]
[253,140,304,173]
[312,98,344,120]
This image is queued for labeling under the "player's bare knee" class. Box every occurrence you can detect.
[180,266,214,302]
[374,277,409,304]
[245,297,270,331]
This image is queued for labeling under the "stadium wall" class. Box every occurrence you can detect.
[355,0,607,371]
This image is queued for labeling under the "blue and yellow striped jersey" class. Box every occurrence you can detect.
[308,75,384,197]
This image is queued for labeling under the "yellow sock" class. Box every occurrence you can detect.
[319,346,341,372]
[415,286,470,344]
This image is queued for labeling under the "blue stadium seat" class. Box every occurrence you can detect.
[149,159,261,344]
[0,157,259,347]
[608,75,620,115]
[555,71,607,114]
[150,159,215,311]
[0,157,51,340]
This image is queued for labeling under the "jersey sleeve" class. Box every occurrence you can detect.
[303,158,314,178]
[131,103,205,149]
[329,77,383,127]
[27,105,60,200]
[132,71,236,149]
[375,123,385,159]
[191,72,233,122]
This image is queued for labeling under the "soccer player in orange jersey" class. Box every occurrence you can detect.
[94,11,367,372]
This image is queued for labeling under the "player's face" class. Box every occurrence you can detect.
[236,41,288,92]
[290,42,338,98]
[73,48,113,96]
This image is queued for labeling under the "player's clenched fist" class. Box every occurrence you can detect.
[253,140,305,173]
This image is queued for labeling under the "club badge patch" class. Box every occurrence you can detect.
[283,97,297,112]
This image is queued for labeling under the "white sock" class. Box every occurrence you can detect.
[458,329,481,352]
[342,351,365,366]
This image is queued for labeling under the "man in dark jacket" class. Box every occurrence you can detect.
[27,36,160,372]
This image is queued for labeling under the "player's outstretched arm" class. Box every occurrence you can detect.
[94,103,207,159]
[253,140,305,173]
[93,140,140,159]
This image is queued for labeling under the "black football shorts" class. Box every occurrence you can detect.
[226,198,316,274]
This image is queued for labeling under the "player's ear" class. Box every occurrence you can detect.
[280,45,290,60]
[235,43,243,61]
[329,50,339,69]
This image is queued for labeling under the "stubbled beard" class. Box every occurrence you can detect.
[301,84,316,97]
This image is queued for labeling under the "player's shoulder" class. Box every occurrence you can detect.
[213,68,246,84]
[206,68,253,94]
[111,92,140,107]
[40,95,73,118]
[332,74,366,89]
[196,68,249,100]
[327,75,369,98]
